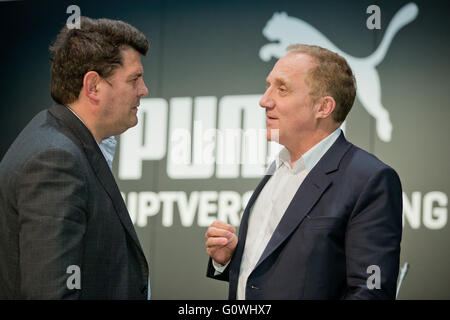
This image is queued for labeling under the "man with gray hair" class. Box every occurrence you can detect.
[0,17,150,299]
[206,44,403,299]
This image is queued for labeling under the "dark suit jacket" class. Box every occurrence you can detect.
[0,104,148,299]
[207,132,403,300]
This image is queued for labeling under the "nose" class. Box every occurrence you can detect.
[139,78,149,97]
[259,87,274,109]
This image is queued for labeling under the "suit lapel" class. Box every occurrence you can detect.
[48,104,144,254]
[252,133,352,271]
[83,144,144,252]
[253,169,332,270]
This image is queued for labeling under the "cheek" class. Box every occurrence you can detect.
[123,87,138,105]
[278,106,299,126]
[278,111,310,133]
[113,90,132,112]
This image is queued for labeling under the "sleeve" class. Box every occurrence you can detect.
[206,258,230,282]
[344,167,403,300]
[16,148,88,299]
[212,260,229,273]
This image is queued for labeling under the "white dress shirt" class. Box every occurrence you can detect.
[213,128,341,299]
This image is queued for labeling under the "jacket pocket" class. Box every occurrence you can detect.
[302,216,343,230]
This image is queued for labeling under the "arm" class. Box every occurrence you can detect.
[344,167,403,299]
[16,148,87,299]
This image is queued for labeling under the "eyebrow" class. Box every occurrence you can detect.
[128,71,143,80]
[266,77,288,87]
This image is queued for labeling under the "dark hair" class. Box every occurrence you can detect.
[287,44,356,123]
[49,17,149,105]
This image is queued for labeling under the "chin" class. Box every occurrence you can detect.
[129,117,138,128]
[266,128,280,143]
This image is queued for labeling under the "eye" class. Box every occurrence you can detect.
[279,86,287,94]
[130,78,139,87]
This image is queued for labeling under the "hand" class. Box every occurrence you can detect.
[205,220,238,265]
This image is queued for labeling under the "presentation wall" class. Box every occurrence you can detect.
[0,0,449,299]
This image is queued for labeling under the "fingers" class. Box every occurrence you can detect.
[205,227,236,249]
[205,226,234,240]
[206,237,229,248]
[205,221,238,262]
[205,221,236,238]
[210,220,236,234]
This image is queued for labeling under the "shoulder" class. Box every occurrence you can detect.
[0,109,86,176]
[343,144,397,178]
[337,144,402,198]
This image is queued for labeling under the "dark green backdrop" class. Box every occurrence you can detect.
[1,0,449,299]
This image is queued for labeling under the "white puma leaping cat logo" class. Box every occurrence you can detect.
[259,3,419,142]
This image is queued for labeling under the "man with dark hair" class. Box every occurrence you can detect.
[205,44,403,299]
[0,17,150,299]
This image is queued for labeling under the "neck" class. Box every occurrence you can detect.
[286,126,339,167]
[67,102,105,144]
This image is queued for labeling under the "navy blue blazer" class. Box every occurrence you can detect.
[207,132,403,299]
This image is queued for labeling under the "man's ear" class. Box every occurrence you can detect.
[315,96,336,119]
[82,71,101,103]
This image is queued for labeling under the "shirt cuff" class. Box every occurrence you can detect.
[212,260,230,275]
